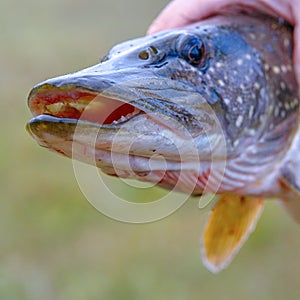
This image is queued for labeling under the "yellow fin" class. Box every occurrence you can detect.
[201,194,264,273]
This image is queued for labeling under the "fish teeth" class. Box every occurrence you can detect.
[46,101,87,115]
[112,108,142,124]
[45,102,65,113]
[69,102,87,112]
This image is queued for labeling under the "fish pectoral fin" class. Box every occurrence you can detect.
[279,162,300,223]
[201,194,264,273]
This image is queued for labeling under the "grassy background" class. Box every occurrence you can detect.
[1,0,300,299]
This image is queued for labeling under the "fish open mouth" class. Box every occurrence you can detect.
[27,79,213,145]
[28,84,145,126]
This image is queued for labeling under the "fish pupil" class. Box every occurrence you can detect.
[188,43,204,64]
[179,35,206,66]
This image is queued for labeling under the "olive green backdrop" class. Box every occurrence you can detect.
[1,0,300,299]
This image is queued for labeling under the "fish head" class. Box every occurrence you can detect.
[26,17,293,181]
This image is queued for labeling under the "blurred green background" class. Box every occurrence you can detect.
[1,0,300,299]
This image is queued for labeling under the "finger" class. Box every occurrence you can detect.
[147,0,230,34]
[147,0,295,35]
[294,26,300,89]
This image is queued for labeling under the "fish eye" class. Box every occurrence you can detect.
[177,35,206,66]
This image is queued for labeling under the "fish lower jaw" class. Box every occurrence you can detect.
[66,142,230,194]
[34,128,274,196]
[38,137,269,195]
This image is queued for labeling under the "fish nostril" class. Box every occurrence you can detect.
[138,46,159,60]
[150,46,158,54]
[138,50,150,60]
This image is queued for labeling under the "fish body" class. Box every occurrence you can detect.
[27,14,300,272]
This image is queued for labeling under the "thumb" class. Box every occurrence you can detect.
[147,0,191,35]
[147,0,228,35]
[293,20,300,89]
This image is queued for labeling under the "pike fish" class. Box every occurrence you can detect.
[27,14,300,273]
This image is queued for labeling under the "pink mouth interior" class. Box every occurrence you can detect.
[29,88,142,125]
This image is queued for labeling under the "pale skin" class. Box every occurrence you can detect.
[148,0,300,87]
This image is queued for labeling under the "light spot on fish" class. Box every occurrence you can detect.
[254,82,260,90]
[290,101,295,109]
[272,66,280,74]
[237,59,243,66]
[245,54,252,60]
[259,115,266,123]
[235,115,243,128]
[274,106,279,117]
[264,64,270,71]
[216,62,224,68]
[280,82,286,90]
[233,139,240,147]
[260,31,266,38]
[249,33,256,40]
[284,102,290,111]
[248,105,254,118]
[240,84,246,90]
[284,38,290,48]
[280,110,286,118]
[260,87,266,98]
[248,129,256,136]
[223,98,230,105]
[290,98,299,109]
[256,57,262,64]
[281,65,288,73]
[236,96,243,104]
[218,80,225,87]
[209,67,215,74]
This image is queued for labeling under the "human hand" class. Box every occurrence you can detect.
[148,0,300,87]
